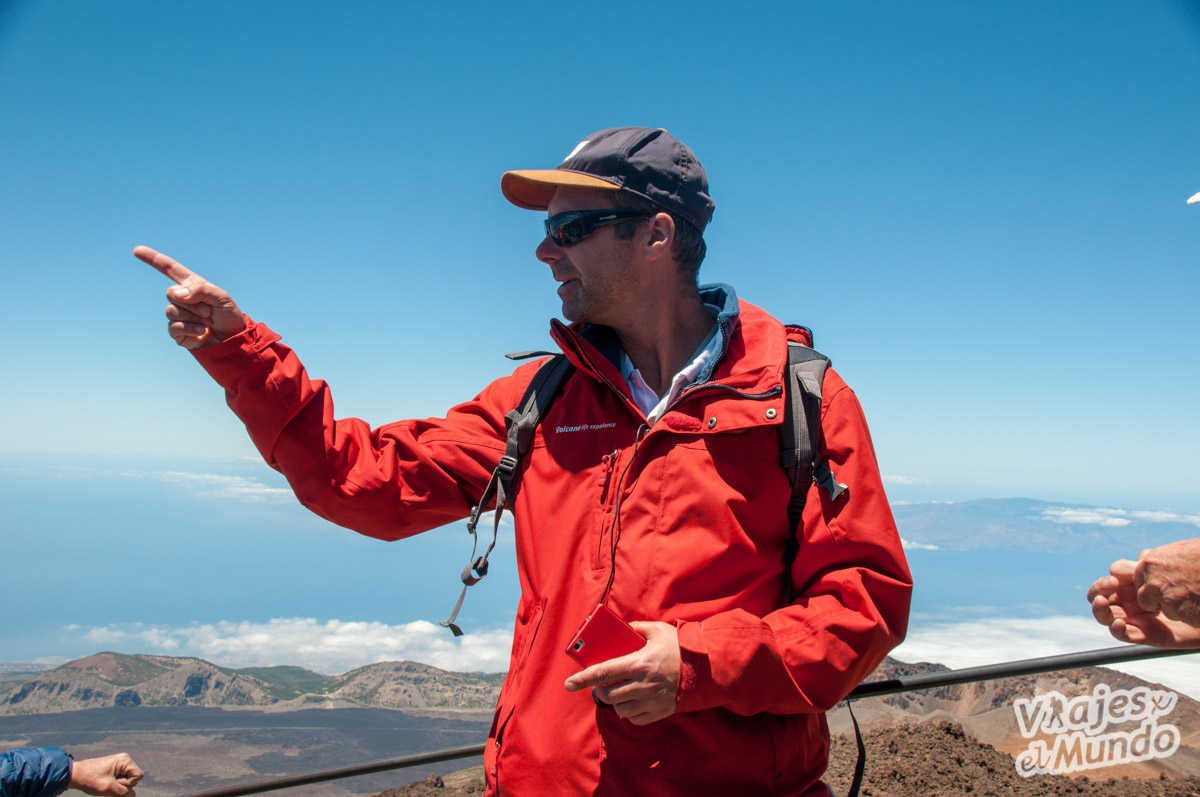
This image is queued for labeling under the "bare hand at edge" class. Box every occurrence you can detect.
[1131,538,1200,625]
[69,752,144,796]
[134,245,245,349]
[564,621,680,726]
[1088,557,1200,649]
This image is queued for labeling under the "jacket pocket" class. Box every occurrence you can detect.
[761,711,827,778]
[493,600,545,744]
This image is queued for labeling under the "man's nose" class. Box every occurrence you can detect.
[536,236,563,265]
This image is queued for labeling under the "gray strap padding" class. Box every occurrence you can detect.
[780,341,846,531]
[440,355,575,636]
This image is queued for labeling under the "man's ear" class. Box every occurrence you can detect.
[643,212,675,261]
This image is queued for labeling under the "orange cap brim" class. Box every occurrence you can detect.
[501,170,621,211]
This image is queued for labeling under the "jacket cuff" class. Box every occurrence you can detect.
[191,315,280,371]
[675,620,722,713]
[41,747,73,795]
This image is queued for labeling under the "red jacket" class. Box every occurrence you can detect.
[193,284,911,796]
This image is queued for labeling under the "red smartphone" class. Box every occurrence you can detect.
[565,603,646,668]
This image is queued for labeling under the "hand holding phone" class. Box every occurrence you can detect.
[565,603,646,668]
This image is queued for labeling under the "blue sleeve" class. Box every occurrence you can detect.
[0,748,72,797]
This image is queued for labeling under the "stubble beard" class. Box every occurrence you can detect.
[560,246,638,327]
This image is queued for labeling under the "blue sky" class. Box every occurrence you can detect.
[2,2,1200,694]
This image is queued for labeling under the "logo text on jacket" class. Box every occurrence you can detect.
[555,422,617,433]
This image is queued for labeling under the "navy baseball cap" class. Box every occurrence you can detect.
[502,127,716,233]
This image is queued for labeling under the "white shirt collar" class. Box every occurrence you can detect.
[620,309,721,426]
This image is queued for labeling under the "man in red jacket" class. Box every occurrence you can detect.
[136,127,911,796]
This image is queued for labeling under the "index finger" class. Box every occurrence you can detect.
[1087,575,1119,602]
[133,245,198,285]
[564,657,633,696]
[565,651,641,691]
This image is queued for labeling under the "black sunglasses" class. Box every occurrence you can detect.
[544,209,649,246]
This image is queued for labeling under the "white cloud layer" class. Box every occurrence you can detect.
[900,538,940,551]
[1041,507,1131,527]
[893,615,1200,701]
[124,470,294,503]
[25,463,294,504]
[883,475,924,485]
[1041,506,1200,528]
[80,618,514,675]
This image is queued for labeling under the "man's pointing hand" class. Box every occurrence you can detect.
[564,621,681,726]
[134,245,245,349]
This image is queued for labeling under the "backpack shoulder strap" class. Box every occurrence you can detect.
[780,334,847,531]
[780,331,861,797]
[503,353,575,473]
[440,353,575,636]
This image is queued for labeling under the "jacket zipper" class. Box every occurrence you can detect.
[671,381,782,409]
[596,449,620,570]
[598,449,619,505]
[597,425,647,595]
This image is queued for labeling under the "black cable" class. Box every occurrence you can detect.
[171,745,485,797]
[848,644,1196,699]
[599,423,648,606]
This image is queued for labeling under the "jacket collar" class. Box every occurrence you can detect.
[694,283,739,385]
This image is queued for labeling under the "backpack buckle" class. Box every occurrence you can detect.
[496,454,519,479]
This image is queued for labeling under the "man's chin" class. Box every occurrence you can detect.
[560,301,584,324]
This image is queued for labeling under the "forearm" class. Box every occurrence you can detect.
[0,747,72,797]
[676,568,911,715]
[190,318,513,539]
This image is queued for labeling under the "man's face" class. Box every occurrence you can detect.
[537,186,641,326]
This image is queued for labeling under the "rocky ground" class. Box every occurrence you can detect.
[372,768,483,796]
[823,722,1200,797]
[373,721,1200,796]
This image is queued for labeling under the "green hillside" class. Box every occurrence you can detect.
[231,665,331,700]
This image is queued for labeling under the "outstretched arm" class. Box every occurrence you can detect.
[133,245,245,349]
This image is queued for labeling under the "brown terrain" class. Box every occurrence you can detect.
[6,652,1200,796]
[375,657,1200,796]
[0,653,499,797]
[376,722,1200,797]
[831,659,1200,781]
[824,721,1200,797]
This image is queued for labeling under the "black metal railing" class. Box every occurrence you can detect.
[174,644,1198,797]
[175,745,485,797]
